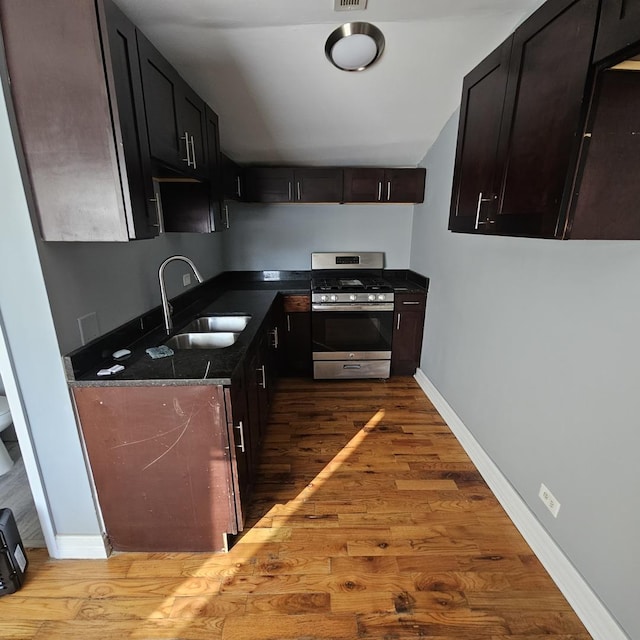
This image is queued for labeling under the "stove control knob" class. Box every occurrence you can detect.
[349,294,357,301]
[377,294,386,301]
[368,294,376,301]
[320,295,328,302]
[330,294,338,302]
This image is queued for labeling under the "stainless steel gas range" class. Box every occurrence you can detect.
[311,252,394,379]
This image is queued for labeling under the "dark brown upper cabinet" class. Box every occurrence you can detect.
[343,168,426,203]
[593,0,640,63]
[0,0,160,241]
[449,39,512,233]
[449,0,600,238]
[244,167,343,203]
[137,33,208,180]
[222,153,245,201]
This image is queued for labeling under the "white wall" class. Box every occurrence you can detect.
[410,111,638,639]
[222,201,414,270]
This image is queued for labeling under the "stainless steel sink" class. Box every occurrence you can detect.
[180,315,251,333]
[165,332,239,350]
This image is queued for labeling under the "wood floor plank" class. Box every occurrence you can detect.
[0,378,593,640]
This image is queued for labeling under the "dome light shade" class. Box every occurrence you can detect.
[325,22,385,72]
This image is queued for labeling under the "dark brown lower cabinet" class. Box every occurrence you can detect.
[282,295,312,377]
[73,385,240,552]
[391,293,427,376]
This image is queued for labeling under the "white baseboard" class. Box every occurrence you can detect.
[53,534,110,559]
[414,368,629,640]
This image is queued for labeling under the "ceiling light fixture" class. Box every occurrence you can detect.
[325,22,385,72]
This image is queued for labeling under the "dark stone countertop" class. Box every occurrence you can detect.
[64,269,427,387]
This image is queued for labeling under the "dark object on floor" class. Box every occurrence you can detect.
[0,508,28,596]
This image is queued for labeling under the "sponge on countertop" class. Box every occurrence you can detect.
[145,345,174,359]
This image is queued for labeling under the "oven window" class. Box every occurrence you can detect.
[312,311,392,353]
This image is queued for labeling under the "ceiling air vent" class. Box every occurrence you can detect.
[334,0,367,11]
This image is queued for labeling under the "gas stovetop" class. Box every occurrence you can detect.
[311,276,393,293]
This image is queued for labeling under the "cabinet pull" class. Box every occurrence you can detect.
[402,301,420,305]
[377,181,382,201]
[149,191,164,233]
[386,181,391,201]
[343,364,361,369]
[181,131,192,167]
[224,204,230,229]
[271,327,279,349]
[397,313,401,330]
[236,176,242,198]
[474,191,493,229]
[189,135,197,169]
[286,314,291,332]
[258,364,267,389]
[288,181,292,202]
[297,181,301,201]
[235,421,245,453]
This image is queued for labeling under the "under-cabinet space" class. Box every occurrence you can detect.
[0,0,160,241]
[73,385,236,552]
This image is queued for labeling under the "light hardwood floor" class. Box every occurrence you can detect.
[0,377,592,639]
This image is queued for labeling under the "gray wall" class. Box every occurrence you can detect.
[411,111,638,639]
[222,201,414,270]
[39,232,225,354]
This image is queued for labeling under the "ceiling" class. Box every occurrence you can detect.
[115,0,545,166]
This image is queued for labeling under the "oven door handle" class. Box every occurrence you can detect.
[312,303,394,312]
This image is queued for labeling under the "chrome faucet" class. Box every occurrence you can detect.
[158,255,203,334]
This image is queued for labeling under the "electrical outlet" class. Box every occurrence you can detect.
[182,273,191,287]
[539,483,561,518]
[263,270,281,281]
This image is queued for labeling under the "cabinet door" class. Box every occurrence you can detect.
[205,105,226,231]
[222,153,244,201]
[294,168,343,202]
[177,82,209,180]
[384,169,426,203]
[224,375,251,532]
[593,0,640,63]
[448,39,512,233]
[100,0,159,239]
[391,294,426,376]
[137,32,183,172]
[73,385,235,552]
[245,168,294,202]
[343,168,386,202]
[495,0,599,237]
[282,295,312,377]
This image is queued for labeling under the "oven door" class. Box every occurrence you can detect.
[312,304,393,358]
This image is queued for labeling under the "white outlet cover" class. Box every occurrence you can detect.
[183,273,191,286]
[539,482,561,518]
[78,312,99,345]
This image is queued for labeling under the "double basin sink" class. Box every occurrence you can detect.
[164,315,251,350]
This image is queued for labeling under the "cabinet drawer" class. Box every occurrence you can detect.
[283,294,310,312]
[394,293,426,311]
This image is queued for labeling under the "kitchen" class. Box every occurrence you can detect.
[0,0,638,638]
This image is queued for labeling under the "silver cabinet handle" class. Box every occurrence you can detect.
[271,326,279,349]
[288,181,292,202]
[235,421,245,453]
[189,135,197,170]
[224,204,230,229]
[236,176,242,198]
[475,191,493,229]
[297,181,301,201]
[377,181,382,201]
[402,301,420,305]
[258,364,267,389]
[386,181,391,201]
[286,314,291,332]
[397,313,401,330]
[343,364,361,369]
[181,131,192,167]
[149,191,164,233]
